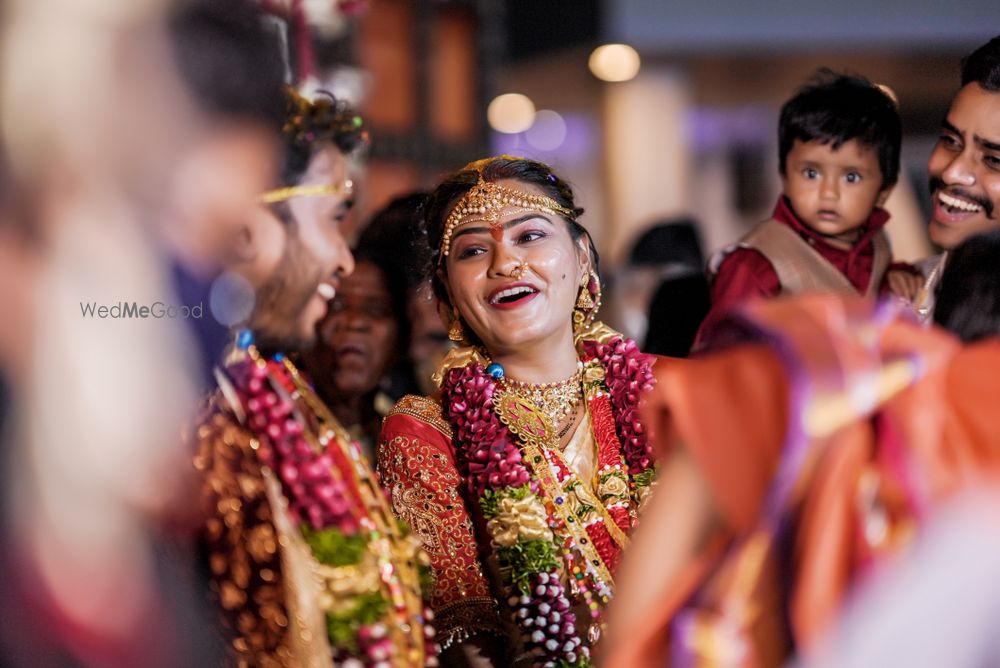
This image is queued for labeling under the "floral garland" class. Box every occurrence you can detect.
[440,334,655,666]
[580,336,657,486]
[226,335,438,666]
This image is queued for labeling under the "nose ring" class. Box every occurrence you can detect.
[510,261,529,279]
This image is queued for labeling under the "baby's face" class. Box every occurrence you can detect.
[782,138,888,246]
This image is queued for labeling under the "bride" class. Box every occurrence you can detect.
[377,156,658,667]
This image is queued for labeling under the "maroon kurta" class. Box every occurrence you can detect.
[698,196,911,345]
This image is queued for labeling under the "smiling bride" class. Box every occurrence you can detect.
[376,156,659,667]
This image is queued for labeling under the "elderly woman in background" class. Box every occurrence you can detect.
[301,240,409,456]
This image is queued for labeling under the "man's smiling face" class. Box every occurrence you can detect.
[927,83,1000,249]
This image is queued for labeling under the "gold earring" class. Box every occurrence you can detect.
[589,270,602,315]
[448,308,466,342]
[575,273,594,310]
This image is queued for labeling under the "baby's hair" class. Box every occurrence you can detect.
[778,69,901,189]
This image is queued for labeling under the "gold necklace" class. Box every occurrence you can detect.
[497,367,583,433]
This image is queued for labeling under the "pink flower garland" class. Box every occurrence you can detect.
[580,337,656,475]
[440,338,656,665]
[442,364,531,498]
[229,354,438,666]
[233,357,358,531]
[442,364,584,665]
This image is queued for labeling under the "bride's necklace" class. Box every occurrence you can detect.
[494,365,583,435]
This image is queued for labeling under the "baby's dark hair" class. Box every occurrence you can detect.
[961,35,1000,92]
[934,229,1000,343]
[279,89,368,187]
[423,156,595,311]
[778,69,901,189]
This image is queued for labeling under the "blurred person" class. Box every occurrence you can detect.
[697,71,920,348]
[0,0,277,664]
[346,191,454,397]
[191,89,438,667]
[643,273,710,358]
[408,282,453,396]
[300,240,409,457]
[162,0,287,388]
[933,229,1000,342]
[606,219,706,348]
[915,35,1000,320]
[807,487,1000,668]
[610,219,711,357]
[378,157,660,667]
[600,293,1000,667]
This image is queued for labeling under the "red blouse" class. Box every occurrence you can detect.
[376,395,504,649]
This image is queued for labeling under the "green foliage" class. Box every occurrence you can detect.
[301,525,366,567]
[479,484,532,519]
[325,592,387,652]
[497,540,560,594]
[632,468,656,489]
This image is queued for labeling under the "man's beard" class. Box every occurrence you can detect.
[249,227,327,354]
[928,176,995,218]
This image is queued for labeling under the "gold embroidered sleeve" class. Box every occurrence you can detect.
[378,400,503,648]
[191,397,293,667]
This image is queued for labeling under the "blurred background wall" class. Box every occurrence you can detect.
[300,0,1000,314]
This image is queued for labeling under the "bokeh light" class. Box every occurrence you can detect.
[588,44,641,82]
[487,93,536,134]
[525,109,567,151]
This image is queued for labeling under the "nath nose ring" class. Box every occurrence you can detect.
[510,261,529,279]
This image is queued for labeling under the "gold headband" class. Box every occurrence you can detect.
[259,179,354,204]
[438,176,575,262]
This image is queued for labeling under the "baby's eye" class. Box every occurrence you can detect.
[845,172,862,184]
[803,167,819,179]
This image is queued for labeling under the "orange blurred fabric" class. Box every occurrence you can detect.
[605,294,1000,667]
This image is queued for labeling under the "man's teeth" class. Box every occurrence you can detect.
[491,286,535,304]
[940,192,983,213]
[317,282,336,300]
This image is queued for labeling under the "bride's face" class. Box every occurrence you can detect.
[442,179,589,357]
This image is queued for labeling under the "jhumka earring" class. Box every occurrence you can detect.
[448,308,466,342]
[573,271,600,331]
[575,273,595,310]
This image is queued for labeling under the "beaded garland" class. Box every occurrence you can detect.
[439,332,656,666]
[224,331,438,667]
